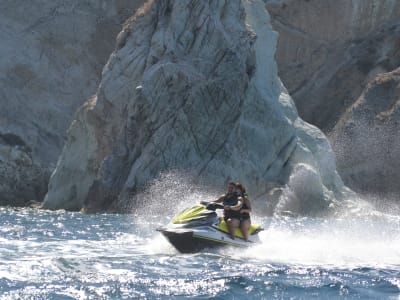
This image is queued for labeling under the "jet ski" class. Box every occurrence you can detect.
[157,202,263,253]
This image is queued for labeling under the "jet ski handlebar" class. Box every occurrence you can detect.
[200,201,224,211]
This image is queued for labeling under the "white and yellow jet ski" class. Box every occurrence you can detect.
[157,202,263,253]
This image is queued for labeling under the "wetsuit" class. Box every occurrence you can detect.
[223,193,242,221]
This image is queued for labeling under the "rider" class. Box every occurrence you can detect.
[210,182,243,239]
[235,182,252,242]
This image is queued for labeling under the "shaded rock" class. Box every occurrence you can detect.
[265,0,400,202]
[0,0,144,205]
[0,135,48,206]
[265,0,400,131]
[330,68,400,198]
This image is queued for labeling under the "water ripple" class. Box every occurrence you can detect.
[0,207,399,299]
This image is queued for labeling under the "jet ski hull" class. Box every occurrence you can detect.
[157,229,223,253]
[157,225,259,253]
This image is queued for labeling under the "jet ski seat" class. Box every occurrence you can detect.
[216,220,263,239]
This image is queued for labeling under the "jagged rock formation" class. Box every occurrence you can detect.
[0,0,144,206]
[330,68,400,197]
[43,0,349,215]
[265,0,400,200]
[265,0,400,131]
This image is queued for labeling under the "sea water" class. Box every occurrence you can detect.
[0,203,399,299]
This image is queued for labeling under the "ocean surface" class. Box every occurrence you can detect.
[0,202,399,299]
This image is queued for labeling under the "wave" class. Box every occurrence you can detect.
[237,215,400,269]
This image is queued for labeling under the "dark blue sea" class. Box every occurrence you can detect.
[0,203,399,299]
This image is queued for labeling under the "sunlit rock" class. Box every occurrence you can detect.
[43,0,349,214]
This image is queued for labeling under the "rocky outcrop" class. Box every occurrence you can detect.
[330,68,400,197]
[265,0,400,131]
[43,0,348,215]
[265,0,400,200]
[0,133,47,206]
[0,0,144,206]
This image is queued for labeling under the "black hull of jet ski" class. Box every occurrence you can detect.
[157,226,259,253]
[157,229,225,253]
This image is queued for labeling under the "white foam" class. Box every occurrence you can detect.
[241,216,400,269]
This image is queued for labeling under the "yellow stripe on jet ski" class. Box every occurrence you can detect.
[172,205,206,224]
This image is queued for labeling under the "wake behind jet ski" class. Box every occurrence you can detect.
[157,201,263,253]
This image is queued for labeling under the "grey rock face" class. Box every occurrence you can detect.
[43,0,348,215]
[330,68,400,197]
[265,0,400,199]
[0,133,47,206]
[0,0,144,206]
[265,0,400,131]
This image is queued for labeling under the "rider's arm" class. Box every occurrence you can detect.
[213,195,225,203]
[201,195,224,205]
[240,197,252,214]
[227,197,243,211]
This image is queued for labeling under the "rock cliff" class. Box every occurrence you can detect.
[43,0,348,215]
[330,68,400,197]
[0,0,144,206]
[266,0,400,200]
[266,0,400,130]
